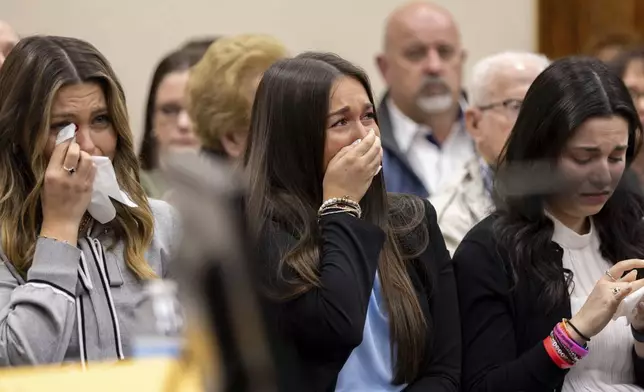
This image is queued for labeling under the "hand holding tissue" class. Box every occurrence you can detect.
[55,123,138,224]
[613,286,644,324]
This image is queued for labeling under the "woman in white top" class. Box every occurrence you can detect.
[454,56,644,391]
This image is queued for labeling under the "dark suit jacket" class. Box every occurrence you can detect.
[377,92,470,198]
[257,198,461,392]
[378,97,430,198]
[453,214,644,392]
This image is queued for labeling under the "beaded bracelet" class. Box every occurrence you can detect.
[318,197,362,219]
[319,197,361,213]
[319,205,360,219]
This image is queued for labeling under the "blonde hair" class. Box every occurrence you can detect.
[187,34,288,153]
[0,36,156,278]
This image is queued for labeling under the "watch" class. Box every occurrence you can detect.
[632,324,644,343]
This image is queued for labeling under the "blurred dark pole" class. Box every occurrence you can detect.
[161,151,302,392]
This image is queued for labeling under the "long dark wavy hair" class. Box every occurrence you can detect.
[494,56,644,311]
[244,52,430,384]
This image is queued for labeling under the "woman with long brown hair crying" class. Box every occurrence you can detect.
[0,36,179,366]
[244,52,460,392]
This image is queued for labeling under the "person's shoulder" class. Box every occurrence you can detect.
[147,198,180,242]
[145,199,181,277]
[453,214,503,267]
[461,213,497,242]
[148,198,176,222]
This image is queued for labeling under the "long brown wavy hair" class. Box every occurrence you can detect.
[0,35,156,279]
[244,52,430,384]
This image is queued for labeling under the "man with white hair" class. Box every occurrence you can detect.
[431,51,549,255]
[0,20,19,69]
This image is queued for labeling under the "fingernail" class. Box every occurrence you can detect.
[375,165,382,175]
[352,139,362,145]
[370,129,375,134]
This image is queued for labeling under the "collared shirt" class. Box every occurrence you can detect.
[478,156,494,197]
[388,99,475,195]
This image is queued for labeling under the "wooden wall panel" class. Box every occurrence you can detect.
[539,0,644,59]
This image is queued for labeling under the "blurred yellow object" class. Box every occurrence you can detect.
[0,322,221,392]
[0,357,205,392]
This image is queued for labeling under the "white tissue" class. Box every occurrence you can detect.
[55,124,138,224]
[56,123,77,145]
[613,286,644,324]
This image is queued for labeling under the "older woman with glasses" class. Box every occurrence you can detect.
[431,51,549,255]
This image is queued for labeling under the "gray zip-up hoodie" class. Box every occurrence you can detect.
[0,199,179,366]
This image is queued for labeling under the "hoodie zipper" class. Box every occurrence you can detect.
[86,236,125,360]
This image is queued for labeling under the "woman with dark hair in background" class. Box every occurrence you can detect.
[455,57,644,391]
[139,39,216,197]
[244,52,460,392]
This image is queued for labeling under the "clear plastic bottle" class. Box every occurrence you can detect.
[132,279,185,359]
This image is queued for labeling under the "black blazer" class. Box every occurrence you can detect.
[453,214,644,392]
[257,198,460,392]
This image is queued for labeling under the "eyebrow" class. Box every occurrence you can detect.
[572,145,628,152]
[51,107,109,119]
[328,103,374,117]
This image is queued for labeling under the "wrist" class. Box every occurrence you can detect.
[323,192,351,202]
[322,186,358,203]
[40,220,79,246]
[566,317,591,345]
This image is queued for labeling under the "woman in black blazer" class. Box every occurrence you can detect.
[243,52,460,392]
[454,57,644,392]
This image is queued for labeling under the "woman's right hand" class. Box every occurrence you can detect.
[322,129,382,203]
[568,259,644,343]
[40,140,96,244]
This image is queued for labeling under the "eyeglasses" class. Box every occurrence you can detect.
[156,103,187,124]
[478,99,523,119]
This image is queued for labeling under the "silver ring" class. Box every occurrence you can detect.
[62,165,76,175]
[612,287,622,296]
[605,270,617,282]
